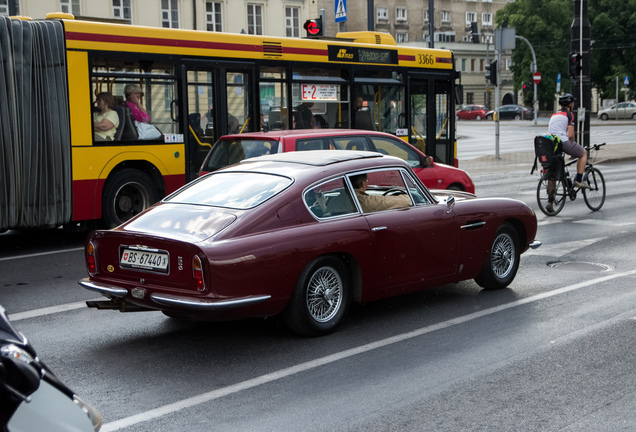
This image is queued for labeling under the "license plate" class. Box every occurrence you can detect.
[120,247,169,273]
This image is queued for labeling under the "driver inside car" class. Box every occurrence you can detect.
[351,173,412,213]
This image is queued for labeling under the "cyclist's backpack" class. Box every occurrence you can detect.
[531,134,562,174]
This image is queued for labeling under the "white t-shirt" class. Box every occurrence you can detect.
[547,110,573,142]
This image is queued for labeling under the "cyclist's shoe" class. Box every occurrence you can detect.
[546,202,554,213]
[574,180,590,189]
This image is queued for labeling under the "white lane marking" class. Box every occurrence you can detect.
[0,247,84,262]
[100,269,636,432]
[8,300,102,321]
[574,219,636,227]
[524,238,605,257]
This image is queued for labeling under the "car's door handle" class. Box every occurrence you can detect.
[371,226,387,232]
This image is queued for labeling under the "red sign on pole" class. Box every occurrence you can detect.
[533,71,541,84]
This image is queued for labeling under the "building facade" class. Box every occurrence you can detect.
[2,0,318,37]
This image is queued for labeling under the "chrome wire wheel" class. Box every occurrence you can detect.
[491,232,515,279]
[306,266,343,323]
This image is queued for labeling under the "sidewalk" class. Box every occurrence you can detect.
[459,142,636,175]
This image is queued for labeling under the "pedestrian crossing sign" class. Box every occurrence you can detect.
[335,0,347,23]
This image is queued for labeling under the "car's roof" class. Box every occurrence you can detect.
[217,128,397,141]
[239,150,383,167]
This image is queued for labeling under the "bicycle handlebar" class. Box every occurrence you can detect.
[586,143,606,151]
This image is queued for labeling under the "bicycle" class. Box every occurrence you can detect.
[536,142,606,216]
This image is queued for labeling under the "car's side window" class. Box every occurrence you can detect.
[403,172,432,205]
[304,177,358,219]
[348,169,413,214]
[295,139,330,151]
[369,137,422,168]
[331,137,370,151]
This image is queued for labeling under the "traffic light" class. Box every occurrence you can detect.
[470,22,479,43]
[485,60,497,85]
[568,52,582,77]
[303,17,323,37]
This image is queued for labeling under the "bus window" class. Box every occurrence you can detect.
[227,72,252,134]
[292,67,349,130]
[354,71,405,135]
[409,80,428,155]
[186,69,215,180]
[259,67,286,131]
[91,58,179,142]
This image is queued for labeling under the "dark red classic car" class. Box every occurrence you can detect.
[199,129,475,194]
[80,151,540,336]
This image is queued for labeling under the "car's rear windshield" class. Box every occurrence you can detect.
[165,172,292,209]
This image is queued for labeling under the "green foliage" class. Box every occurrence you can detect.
[495,0,572,111]
[590,0,636,100]
[496,0,635,107]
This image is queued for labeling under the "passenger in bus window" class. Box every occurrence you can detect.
[311,114,327,129]
[93,92,120,141]
[124,84,150,123]
[228,115,240,134]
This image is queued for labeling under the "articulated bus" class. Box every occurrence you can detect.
[0,13,461,231]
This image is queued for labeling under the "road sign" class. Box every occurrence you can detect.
[335,0,347,23]
[625,76,630,86]
[533,71,541,84]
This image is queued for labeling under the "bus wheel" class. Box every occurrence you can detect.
[102,169,159,228]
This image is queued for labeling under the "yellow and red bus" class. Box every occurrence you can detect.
[0,13,461,231]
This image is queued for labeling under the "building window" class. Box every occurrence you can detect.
[285,7,299,37]
[437,32,455,42]
[471,59,475,72]
[396,33,407,43]
[162,0,179,28]
[60,0,80,15]
[466,93,474,104]
[396,7,407,22]
[483,0,493,2]
[377,6,388,21]
[1,0,20,15]
[247,4,263,35]
[480,59,484,71]
[206,1,222,31]
[461,59,466,72]
[482,12,492,26]
[112,0,131,21]
[465,12,476,26]
[441,11,450,23]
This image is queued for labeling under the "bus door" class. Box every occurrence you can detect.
[184,64,255,180]
[408,75,454,166]
[353,70,405,137]
[185,67,218,180]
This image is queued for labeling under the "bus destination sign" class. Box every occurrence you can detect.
[328,46,398,65]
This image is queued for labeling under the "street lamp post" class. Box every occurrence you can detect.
[515,35,538,124]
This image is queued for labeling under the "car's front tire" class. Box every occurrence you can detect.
[600,113,609,121]
[284,257,350,336]
[475,223,520,290]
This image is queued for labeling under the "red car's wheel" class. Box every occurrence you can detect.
[475,223,520,290]
[284,257,350,336]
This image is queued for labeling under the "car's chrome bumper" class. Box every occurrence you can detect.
[78,278,271,311]
[529,240,542,249]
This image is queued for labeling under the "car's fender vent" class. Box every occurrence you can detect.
[263,41,283,57]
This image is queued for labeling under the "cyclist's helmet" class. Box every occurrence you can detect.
[559,93,576,106]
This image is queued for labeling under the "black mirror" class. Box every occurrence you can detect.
[0,357,40,402]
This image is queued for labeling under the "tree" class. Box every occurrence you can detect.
[589,0,636,100]
[495,0,573,111]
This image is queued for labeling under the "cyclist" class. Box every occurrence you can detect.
[548,93,588,189]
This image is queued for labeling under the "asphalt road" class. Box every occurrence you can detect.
[2,159,636,431]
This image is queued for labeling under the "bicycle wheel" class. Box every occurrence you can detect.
[583,167,606,211]
[537,174,567,216]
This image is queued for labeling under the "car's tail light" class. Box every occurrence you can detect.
[87,240,97,276]
[193,255,205,291]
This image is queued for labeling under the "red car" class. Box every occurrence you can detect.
[79,151,540,336]
[199,129,475,194]
[456,105,489,121]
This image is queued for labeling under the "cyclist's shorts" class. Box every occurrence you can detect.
[562,139,585,158]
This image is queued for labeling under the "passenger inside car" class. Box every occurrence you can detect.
[350,173,411,213]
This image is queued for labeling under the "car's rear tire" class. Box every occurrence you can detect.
[475,223,520,290]
[284,257,350,336]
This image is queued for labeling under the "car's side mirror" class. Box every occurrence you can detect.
[423,156,434,167]
[446,195,455,214]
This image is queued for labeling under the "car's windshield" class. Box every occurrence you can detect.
[166,172,292,209]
